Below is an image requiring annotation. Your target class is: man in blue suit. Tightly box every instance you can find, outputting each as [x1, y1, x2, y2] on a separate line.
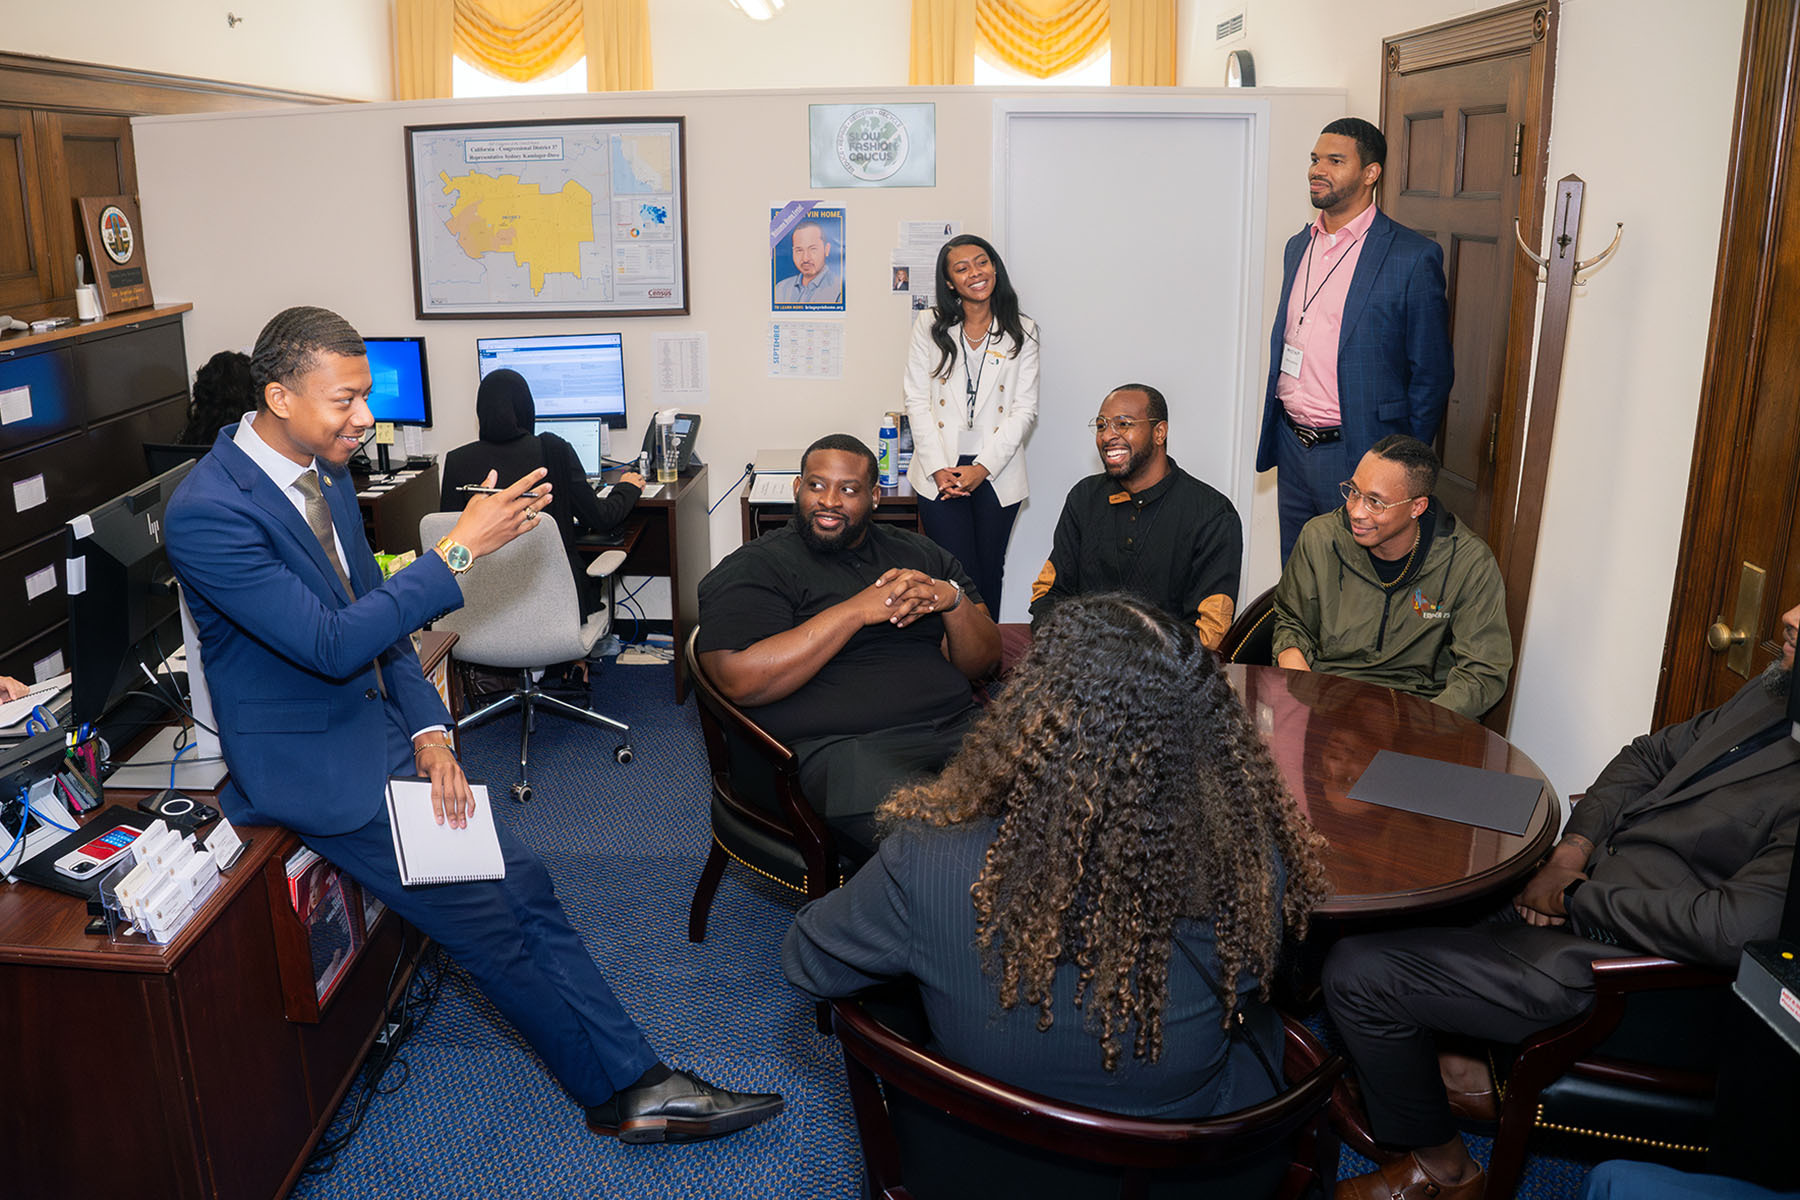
[1257, 117, 1454, 563]
[165, 307, 781, 1147]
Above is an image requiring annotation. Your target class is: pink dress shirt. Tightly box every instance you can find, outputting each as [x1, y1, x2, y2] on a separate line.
[1275, 202, 1380, 430]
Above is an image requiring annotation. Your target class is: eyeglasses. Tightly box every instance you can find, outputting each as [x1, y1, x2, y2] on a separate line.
[1087, 417, 1156, 434]
[1339, 480, 1420, 514]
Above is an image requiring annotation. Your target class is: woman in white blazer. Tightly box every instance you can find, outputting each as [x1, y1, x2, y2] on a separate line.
[902, 235, 1040, 616]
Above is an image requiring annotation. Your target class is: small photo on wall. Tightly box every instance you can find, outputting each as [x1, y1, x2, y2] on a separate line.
[772, 206, 845, 312]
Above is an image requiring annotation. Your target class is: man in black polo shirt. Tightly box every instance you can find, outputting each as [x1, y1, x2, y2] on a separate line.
[1028, 384, 1243, 648]
[697, 434, 1001, 861]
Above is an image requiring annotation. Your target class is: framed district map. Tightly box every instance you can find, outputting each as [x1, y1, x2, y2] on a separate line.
[404, 116, 689, 319]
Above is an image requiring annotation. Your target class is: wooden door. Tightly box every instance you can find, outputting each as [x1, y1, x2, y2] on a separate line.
[38, 111, 138, 301]
[1382, 3, 1554, 540]
[1657, 0, 1800, 724]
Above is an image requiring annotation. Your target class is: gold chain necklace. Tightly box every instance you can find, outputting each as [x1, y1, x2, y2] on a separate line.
[1382, 523, 1422, 590]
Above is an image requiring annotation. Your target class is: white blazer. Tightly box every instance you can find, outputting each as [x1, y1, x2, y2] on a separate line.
[902, 309, 1040, 506]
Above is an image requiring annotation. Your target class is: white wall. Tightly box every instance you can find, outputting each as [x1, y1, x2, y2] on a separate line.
[131, 84, 1337, 624]
[4, 0, 393, 101]
[649, 0, 912, 91]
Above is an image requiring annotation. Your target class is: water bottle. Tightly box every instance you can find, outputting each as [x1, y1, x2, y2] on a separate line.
[877, 413, 899, 487]
[656, 411, 680, 484]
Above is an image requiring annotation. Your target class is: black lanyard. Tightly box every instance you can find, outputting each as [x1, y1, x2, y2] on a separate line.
[962, 331, 988, 427]
[1298, 226, 1364, 324]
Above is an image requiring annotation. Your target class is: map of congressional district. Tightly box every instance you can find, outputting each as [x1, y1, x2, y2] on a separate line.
[439, 171, 593, 295]
[408, 121, 685, 314]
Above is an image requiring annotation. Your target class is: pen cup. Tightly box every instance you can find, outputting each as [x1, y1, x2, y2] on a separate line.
[75, 285, 100, 321]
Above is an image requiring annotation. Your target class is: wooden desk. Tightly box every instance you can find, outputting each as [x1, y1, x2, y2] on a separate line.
[353, 462, 440, 556]
[1230, 664, 1558, 918]
[0, 633, 457, 1198]
[0, 820, 424, 1200]
[739, 475, 922, 543]
[577, 464, 711, 703]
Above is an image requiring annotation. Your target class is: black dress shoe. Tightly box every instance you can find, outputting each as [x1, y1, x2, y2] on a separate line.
[586, 1069, 784, 1144]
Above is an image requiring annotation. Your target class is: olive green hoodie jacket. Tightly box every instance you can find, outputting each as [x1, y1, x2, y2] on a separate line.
[1270, 502, 1512, 718]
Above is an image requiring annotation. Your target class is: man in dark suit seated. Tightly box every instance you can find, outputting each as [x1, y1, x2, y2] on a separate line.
[1325, 600, 1800, 1200]
[696, 434, 1001, 862]
[165, 306, 781, 1149]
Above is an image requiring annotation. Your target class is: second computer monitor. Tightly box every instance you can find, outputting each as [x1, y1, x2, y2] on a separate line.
[363, 336, 434, 427]
[477, 332, 627, 428]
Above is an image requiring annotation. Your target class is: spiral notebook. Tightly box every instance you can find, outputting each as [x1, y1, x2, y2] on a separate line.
[385, 777, 505, 886]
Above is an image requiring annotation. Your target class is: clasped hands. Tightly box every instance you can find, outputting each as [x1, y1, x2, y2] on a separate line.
[1513, 837, 1591, 927]
[931, 463, 989, 499]
[852, 568, 958, 628]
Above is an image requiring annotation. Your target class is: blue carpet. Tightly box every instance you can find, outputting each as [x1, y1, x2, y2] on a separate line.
[289, 658, 1600, 1199]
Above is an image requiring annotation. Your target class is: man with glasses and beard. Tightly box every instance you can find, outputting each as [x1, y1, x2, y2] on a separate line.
[1325, 603, 1800, 1200]
[697, 434, 1000, 862]
[1028, 384, 1243, 649]
[1271, 434, 1511, 719]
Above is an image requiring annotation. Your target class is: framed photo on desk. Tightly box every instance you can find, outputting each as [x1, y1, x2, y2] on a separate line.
[404, 116, 690, 319]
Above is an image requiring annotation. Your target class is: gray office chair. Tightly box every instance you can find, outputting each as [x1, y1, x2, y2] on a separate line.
[420, 512, 633, 802]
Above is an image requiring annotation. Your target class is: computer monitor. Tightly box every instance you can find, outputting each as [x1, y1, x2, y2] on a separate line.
[364, 336, 434, 427]
[65, 460, 225, 789]
[538, 419, 604, 477]
[476, 333, 628, 428]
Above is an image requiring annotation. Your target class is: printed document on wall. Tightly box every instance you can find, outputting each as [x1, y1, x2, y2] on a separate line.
[652, 333, 709, 404]
[768, 322, 844, 380]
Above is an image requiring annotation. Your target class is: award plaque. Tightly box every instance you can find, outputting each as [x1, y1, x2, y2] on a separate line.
[78, 196, 155, 315]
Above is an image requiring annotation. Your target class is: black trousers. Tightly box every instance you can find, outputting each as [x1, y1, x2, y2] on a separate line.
[1322, 921, 1597, 1147]
[916, 456, 1020, 620]
[791, 709, 975, 863]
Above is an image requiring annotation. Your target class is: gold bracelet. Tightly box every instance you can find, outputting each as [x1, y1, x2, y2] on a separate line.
[415, 740, 456, 761]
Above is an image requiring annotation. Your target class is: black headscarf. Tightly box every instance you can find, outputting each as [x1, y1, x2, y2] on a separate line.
[476, 368, 535, 442]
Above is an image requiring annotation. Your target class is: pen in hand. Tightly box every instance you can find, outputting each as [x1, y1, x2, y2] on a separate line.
[458, 484, 543, 498]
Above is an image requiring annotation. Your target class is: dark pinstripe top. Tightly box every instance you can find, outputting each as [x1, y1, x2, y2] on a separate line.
[783, 819, 1284, 1118]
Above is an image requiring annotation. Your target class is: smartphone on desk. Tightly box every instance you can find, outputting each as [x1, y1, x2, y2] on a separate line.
[54, 825, 143, 880]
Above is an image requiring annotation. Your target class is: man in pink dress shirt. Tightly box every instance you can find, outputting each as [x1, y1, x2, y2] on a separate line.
[1256, 117, 1454, 563]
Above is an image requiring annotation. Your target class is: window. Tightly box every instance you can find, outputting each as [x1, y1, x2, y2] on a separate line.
[973, 48, 1112, 87]
[452, 55, 588, 97]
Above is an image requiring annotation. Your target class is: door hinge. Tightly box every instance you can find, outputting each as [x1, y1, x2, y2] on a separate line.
[1512, 123, 1524, 177]
[1487, 413, 1500, 465]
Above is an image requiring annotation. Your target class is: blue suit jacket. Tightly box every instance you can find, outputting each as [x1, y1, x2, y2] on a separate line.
[1256, 209, 1453, 472]
[165, 426, 465, 836]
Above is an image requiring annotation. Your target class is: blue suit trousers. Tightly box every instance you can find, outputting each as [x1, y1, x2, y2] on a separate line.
[300, 712, 659, 1108]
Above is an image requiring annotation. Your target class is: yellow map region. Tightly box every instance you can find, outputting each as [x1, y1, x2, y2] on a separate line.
[439, 171, 594, 295]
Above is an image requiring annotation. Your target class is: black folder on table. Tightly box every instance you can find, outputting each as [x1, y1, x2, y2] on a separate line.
[1347, 751, 1546, 836]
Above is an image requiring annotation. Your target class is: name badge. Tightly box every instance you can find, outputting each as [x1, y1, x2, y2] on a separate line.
[1280, 342, 1304, 378]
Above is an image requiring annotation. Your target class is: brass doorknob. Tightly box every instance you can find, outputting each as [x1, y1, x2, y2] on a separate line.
[1707, 621, 1747, 651]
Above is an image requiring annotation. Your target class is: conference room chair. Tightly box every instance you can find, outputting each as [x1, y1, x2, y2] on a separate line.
[1219, 586, 1279, 665]
[832, 995, 1345, 1200]
[1479, 952, 1730, 1200]
[684, 627, 849, 944]
[419, 512, 633, 803]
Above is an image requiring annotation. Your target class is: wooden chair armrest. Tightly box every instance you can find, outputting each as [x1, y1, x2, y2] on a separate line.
[1590, 955, 1731, 994]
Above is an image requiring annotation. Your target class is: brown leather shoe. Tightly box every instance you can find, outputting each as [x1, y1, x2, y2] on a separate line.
[1444, 1083, 1498, 1123]
[1437, 1053, 1498, 1123]
[1334, 1155, 1486, 1200]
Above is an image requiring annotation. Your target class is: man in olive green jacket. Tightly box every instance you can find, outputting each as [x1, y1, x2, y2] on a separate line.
[1270, 435, 1511, 719]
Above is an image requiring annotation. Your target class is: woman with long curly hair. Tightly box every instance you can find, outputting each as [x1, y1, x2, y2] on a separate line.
[783, 592, 1329, 1117]
[901, 234, 1039, 617]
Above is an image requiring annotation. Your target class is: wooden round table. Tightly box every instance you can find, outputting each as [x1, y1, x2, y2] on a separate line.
[1228, 664, 1559, 918]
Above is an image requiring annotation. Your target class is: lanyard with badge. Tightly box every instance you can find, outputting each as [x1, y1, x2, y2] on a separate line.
[959, 328, 991, 456]
[1279, 227, 1364, 379]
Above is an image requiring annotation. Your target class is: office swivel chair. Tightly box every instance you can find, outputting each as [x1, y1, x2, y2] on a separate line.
[420, 512, 633, 802]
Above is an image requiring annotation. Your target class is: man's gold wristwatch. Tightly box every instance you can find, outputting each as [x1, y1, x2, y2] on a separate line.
[434, 535, 473, 574]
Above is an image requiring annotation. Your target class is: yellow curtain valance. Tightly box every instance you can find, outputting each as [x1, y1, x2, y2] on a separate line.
[453, 0, 586, 83]
[975, 0, 1108, 79]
